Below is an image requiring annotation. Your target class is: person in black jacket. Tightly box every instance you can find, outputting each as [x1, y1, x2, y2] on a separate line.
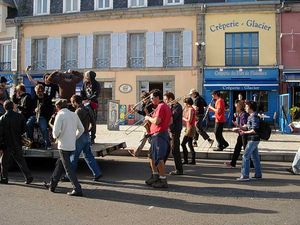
[0, 100, 33, 184]
[81, 71, 100, 144]
[12, 84, 34, 120]
[26, 84, 53, 149]
[164, 92, 183, 175]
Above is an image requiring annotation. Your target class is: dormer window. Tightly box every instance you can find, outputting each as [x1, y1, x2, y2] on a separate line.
[95, 0, 113, 10]
[163, 0, 184, 6]
[63, 0, 80, 13]
[128, 0, 147, 8]
[33, 0, 50, 16]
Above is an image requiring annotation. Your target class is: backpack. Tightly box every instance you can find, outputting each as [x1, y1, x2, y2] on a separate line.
[257, 119, 271, 141]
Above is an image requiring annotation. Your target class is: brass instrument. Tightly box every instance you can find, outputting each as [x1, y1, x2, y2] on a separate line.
[124, 95, 188, 135]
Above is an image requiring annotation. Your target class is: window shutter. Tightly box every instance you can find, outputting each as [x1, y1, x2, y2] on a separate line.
[183, 30, 192, 67]
[146, 32, 155, 67]
[111, 33, 119, 67]
[78, 35, 86, 69]
[25, 38, 31, 69]
[154, 32, 163, 67]
[85, 34, 94, 68]
[11, 39, 18, 72]
[47, 37, 62, 70]
[118, 33, 127, 68]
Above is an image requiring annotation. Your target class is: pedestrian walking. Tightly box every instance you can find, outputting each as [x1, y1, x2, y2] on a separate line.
[163, 92, 183, 175]
[208, 91, 229, 151]
[44, 99, 84, 196]
[0, 100, 33, 185]
[236, 101, 262, 181]
[189, 89, 214, 148]
[181, 97, 197, 165]
[70, 95, 102, 181]
[144, 89, 172, 188]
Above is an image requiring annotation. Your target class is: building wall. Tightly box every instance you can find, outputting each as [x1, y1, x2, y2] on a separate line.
[281, 12, 300, 69]
[205, 12, 277, 66]
[21, 15, 198, 105]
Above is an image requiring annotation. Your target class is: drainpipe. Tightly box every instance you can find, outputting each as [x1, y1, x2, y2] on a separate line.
[13, 17, 22, 85]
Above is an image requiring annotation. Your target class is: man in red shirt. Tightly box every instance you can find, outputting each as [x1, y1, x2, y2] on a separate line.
[208, 91, 229, 151]
[144, 89, 172, 188]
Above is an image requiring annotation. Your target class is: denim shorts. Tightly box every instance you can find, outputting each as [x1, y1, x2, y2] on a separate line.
[149, 131, 170, 166]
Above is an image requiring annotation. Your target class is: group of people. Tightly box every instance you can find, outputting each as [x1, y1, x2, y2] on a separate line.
[130, 88, 265, 188]
[0, 69, 102, 196]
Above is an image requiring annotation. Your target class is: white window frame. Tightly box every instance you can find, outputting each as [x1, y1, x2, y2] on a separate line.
[0, 40, 12, 71]
[63, 0, 81, 13]
[94, 0, 113, 10]
[163, 0, 184, 6]
[128, 0, 147, 8]
[33, 0, 50, 16]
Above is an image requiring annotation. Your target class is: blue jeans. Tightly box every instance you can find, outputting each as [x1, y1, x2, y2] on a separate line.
[241, 140, 262, 178]
[26, 116, 51, 146]
[292, 148, 300, 174]
[70, 132, 101, 177]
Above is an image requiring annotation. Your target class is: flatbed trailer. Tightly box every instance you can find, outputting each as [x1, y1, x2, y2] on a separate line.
[22, 142, 127, 158]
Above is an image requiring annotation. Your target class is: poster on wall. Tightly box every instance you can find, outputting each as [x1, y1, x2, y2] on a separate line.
[107, 100, 120, 131]
[119, 105, 127, 125]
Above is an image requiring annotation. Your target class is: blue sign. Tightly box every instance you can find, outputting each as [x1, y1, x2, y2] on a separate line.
[204, 68, 279, 91]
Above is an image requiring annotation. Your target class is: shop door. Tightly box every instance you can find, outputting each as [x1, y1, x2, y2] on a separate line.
[149, 82, 163, 93]
[279, 94, 291, 133]
[232, 91, 246, 113]
[98, 82, 113, 124]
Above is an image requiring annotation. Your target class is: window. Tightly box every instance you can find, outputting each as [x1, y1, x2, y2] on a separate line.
[165, 32, 182, 67]
[32, 39, 47, 71]
[34, 0, 50, 15]
[128, 0, 147, 8]
[252, 91, 268, 112]
[0, 43, 11, 71]
[95, 35, 111, 69]
[63, 0, 80, 13]
[225, 32, 259, 66]
[95, 0, 113, 10]
[164, 0, 184, 5]
[129, 33, 145, 68]
[62, 37, 78, 70]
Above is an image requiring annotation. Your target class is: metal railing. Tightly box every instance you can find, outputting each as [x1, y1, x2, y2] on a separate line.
[129, 57, 144, 68]
[95, 58, 110, 69]
[61, 59, 78, 70]
[32, 60, 47, 71]
[164, 56, 181, 67]
[0, 62, 11, 71]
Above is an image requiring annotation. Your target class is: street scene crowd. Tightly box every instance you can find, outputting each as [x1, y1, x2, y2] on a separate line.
[0, 70, 299, 197]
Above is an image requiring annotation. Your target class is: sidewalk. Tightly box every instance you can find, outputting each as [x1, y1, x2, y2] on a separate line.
[95, 125, 299, 162]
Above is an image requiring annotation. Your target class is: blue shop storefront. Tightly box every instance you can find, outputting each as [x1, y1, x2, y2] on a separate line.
[282, 70, 300, 107]
[203, 67, 279, 124]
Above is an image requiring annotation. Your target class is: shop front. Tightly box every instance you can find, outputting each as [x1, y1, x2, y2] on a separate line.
[203, 68, 279, 123]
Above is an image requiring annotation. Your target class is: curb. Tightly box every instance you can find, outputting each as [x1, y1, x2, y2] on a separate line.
[110, 149, 296, 162]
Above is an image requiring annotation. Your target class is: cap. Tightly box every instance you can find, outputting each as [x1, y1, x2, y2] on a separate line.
[189, 88, 197, 95]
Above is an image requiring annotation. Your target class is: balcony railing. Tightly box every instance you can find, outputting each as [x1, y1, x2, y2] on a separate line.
[164, 56, 181, 68]
[33, 60, 47, 71]
[129, 57, 144, 68]
[61, 59, 78, 70]
[95, 58, 110, 69]
[0, 62, 11, 71]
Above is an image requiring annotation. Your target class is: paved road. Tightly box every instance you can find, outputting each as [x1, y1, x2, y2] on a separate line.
[0, 156, 299, 225]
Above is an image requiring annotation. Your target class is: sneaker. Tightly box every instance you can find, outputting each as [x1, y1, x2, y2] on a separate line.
[169, 170, 183, 175]
[43, 181, 55, 192]
[93, 174, 103, 181]
[182, 161, 188, 165]
[0, 177, 8, 184]
[236, 176, 250, 181]
[192, 141, 198, 147]
[252, 175, 262, 179]
[213, 148, 223, 152]
[145, 174, 159, 186]
[188, 161, 196, 165]
[224, 162, 235, 168]
[152, 178, 168, 188]
[25, 177, 33, 184]
[208, 139, 214, 148]
[286, 167, 296, 175]
[222, 143, 229, 150]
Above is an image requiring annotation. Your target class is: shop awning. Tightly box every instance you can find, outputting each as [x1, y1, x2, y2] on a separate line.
[204, 82, 278, 91]
[283, 70, 300, 82]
